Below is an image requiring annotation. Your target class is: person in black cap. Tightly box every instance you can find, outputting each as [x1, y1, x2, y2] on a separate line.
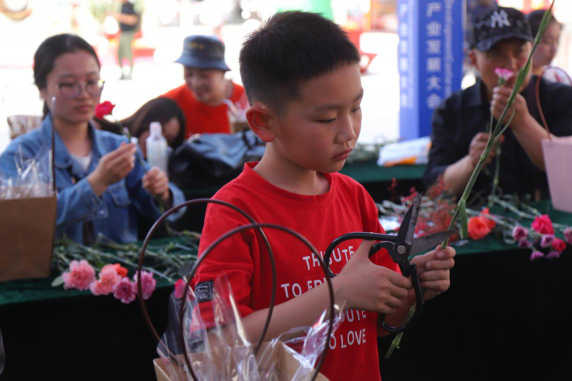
[425, 7, 572, 201]
[161, 35, 246, 138]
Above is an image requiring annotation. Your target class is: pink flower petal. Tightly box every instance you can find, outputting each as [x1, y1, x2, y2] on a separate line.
[530, 251, 544, 261]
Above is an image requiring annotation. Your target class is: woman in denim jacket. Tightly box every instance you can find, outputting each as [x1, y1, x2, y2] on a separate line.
[0, 34, 185, 244]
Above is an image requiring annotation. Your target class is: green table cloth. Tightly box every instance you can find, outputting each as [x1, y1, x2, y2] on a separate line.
[2, 202, 571, 381]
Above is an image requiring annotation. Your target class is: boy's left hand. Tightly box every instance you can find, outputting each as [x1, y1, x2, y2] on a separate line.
[409, 245, 456, 301]
[143, 167, 171, 204]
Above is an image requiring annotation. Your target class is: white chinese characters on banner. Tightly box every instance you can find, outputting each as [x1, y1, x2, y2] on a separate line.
[427, 57, 441, 72]
[426, 21, 442, 37]
[427, 76, 442, 91]
[398, 0, 463, 139]
[426, 40, 442, 54]
[426, 93, 442, 109]
[426, 2, 442, 17]
[425, 3, 444, 110]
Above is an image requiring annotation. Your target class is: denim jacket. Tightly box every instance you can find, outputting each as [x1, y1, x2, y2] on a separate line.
[0, 117, 185, 243]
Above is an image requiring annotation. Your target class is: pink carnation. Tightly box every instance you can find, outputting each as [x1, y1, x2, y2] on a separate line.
[564, 227, 572, 244]
[540, 234, 555, 248]
[62, 260, 95, 291]
[530, 251, 544, 261]
[512, 225, 528, 242]
[531, 215, 554, 235]
[518, 240, 531, 248]
[134, 271, 156, 301]
[495, 68, 514, 84]
[546, 251, 561, 260]
[90, 266, 122, 296]
[114, 277, 137, 304]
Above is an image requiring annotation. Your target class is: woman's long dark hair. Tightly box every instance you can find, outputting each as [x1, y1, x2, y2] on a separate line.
[96, 97, 186, 149]
[34, 34, 100, 117]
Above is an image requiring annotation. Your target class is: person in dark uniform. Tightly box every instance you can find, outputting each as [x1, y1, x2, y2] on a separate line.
[425, 7, 572, 201]
[112, 0, 139, 80]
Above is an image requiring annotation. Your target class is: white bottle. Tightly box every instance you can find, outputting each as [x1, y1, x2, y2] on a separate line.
[146, 122, 168, 173]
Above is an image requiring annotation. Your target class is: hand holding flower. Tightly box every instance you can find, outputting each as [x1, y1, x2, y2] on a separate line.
[410, 246, 455, 302]
[143, 167, 171, 206]
[88, 143, 136, 196]
[491, 86, 533, 130]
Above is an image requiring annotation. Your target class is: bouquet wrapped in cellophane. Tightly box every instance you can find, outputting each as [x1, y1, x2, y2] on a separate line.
[154, 274, 341, 381]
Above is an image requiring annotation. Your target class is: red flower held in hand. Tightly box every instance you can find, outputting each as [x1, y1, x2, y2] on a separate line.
[95, 101, 116, 119]
[468, 216, 492, 240]
[531, 215, 554, 235]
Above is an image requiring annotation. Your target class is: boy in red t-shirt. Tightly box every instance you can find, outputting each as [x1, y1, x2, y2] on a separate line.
[193, 12, 455, 380]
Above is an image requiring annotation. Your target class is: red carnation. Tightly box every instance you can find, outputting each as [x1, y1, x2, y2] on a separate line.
[468, 216, 492, 240]
[551, 238, 567, 253]
[94, 101, 116, 119]
[480, 208, 496, 229]
[531, 215, 554, 235]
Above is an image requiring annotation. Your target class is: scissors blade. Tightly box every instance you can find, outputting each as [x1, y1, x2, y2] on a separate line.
[409, 229, 457, 256]
[396, 197, 415, 244]
[399, 193, 422, 246]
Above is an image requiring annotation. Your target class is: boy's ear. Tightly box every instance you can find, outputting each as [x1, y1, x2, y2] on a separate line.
[246, 104, 276, 143]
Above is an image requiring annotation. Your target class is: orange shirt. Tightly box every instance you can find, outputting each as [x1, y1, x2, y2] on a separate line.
[161, 83, 245, 139]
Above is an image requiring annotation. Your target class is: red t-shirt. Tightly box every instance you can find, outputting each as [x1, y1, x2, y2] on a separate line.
[193, 162, 399, 380]
[161, 83, 246, 138]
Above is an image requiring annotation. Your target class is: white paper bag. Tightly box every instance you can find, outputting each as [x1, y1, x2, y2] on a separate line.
[541, 137, 572, 213]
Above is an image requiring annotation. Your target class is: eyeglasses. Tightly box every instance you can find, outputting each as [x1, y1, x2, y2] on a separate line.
[55, 79, 105, 99]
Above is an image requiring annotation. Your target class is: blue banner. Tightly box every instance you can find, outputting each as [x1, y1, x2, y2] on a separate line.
[398, 0, 464, 140]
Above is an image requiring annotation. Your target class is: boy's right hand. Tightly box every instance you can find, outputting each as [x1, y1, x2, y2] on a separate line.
[88, 143, 136, 196]
[335, 240, 412, 314]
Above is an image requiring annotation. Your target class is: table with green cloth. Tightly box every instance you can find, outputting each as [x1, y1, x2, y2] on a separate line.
[1, 202, 570, 380]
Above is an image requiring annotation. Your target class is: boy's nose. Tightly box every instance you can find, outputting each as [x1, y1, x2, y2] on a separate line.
[336, 116, 357, 143]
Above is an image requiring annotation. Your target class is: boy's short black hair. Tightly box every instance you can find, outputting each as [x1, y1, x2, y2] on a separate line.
[239, 11, 360, 113]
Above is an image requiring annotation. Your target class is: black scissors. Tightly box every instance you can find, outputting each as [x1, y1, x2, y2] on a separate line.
[323, 193, 456, 333]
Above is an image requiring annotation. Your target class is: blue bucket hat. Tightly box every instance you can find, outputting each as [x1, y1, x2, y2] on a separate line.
[175, 35, 230, 71]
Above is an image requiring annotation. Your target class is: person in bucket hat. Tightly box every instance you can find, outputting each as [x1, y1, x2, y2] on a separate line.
[425, 7, 572, 200]
[161, 35, 246, 138]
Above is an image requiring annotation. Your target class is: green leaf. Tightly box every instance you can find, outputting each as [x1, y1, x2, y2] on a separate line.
[51, 275, 64, 287]
[460, 201, 468, 240]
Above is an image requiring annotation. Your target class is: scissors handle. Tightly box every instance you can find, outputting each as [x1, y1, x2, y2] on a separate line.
[323, 232, 396, 278]
[378, 263, 424, 333]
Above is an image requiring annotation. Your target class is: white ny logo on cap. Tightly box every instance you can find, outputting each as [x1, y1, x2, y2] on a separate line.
[489, 10, 511, 29]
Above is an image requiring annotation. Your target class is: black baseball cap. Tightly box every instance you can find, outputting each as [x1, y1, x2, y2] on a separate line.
[175, 35, 230, 71]
[472, 7, 534, 52]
